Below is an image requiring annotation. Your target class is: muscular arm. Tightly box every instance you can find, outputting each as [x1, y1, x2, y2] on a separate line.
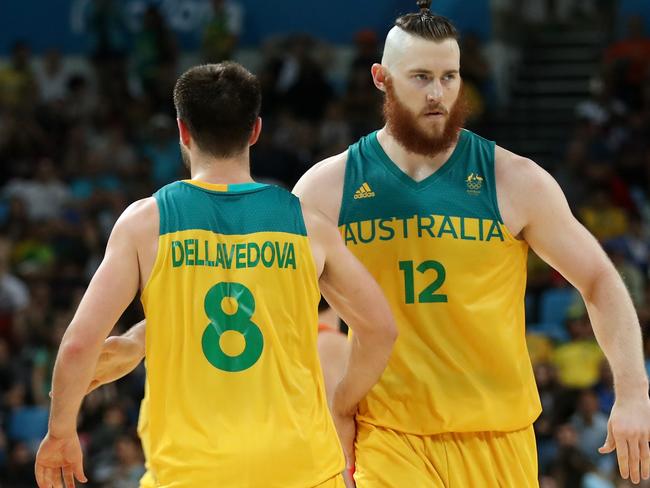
[501, 151, 650, 483]
[303, 206, 397, 415]
[509, 158, 647, 397]
[48, 201, 150, 437]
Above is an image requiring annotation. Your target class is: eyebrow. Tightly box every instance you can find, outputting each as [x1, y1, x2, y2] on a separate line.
[408, 69, 460, 75]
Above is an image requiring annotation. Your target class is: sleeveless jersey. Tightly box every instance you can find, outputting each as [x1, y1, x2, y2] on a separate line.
[339, 130, 541, 435]
[141, 180, 343, 487]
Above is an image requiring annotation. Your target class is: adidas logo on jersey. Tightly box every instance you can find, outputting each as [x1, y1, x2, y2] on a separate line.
[354, 182, 376, 199]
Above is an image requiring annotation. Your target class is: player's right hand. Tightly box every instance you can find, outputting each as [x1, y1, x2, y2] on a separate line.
[86, 334, 144, 394]
[35, 432, 87, 488]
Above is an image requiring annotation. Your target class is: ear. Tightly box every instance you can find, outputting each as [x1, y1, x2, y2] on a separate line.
[372, 64, 390, 92]
[177, 118, 191, 148]
[249, 117, 262, 147]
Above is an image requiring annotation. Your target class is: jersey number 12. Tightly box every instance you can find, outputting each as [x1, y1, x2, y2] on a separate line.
[399, 260, 448, 304]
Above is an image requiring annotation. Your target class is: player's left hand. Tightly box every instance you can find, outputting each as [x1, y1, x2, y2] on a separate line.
[35, 432, 87, 488]
[332, 410, 357, 470]
[87, 334, 144, 394]
[599, 395, 650, 484]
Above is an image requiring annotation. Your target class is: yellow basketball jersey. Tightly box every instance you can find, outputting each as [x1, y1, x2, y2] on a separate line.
[141, 180, 343, 487]
[339, 131, 541, 435]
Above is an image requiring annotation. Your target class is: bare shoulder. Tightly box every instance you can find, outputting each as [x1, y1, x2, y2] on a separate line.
[300, 201, 337, 242]
[293, 150, 348, 223]
[494, 146, 561, 206]
[495, 146, 550, 186]
[299, 201, 339, 278]
[495, 145, 571, 233]
[495, 146, 564, 235]
[113, 197, 159, 241]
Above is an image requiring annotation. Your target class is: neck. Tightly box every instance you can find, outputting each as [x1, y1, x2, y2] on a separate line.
[377, 126, 459, 182]
[190, 151, 255, 185]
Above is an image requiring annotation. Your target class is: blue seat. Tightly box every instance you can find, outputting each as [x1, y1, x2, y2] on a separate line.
[539, 288, 576, 328]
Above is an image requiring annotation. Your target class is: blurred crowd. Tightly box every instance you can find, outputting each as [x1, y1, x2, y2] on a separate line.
[0, 0, 648, 487]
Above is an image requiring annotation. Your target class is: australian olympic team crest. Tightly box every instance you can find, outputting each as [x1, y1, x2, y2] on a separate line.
[466, 173, 484, 195]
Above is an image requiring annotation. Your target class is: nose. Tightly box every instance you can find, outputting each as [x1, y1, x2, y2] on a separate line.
[427, 79, 443, 103]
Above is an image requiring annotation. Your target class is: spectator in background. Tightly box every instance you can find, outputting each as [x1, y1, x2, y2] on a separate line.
[1, 441, 35, 488]
[33, 49, 70, 105]
[141, 113, 181, 189]
[603, 239, 646, 307]
[553, 314, 605, 389]
[604, 15, 650, 107]
[0, 236, 29, 319]
[575, 76, 627, 128]
[86, 0, 130, 101]
[2, 158, 70, 222]
[547, 423, 594, 488]
[570, 389, 610, 470]
[250, 124, 302, 188]
[108, 435, 146, 488]
[534, 362, 564, 473]
[5, 382, 48, 453]
[349, 30, 380, 81]
[281, 35, 334, 122]
[609, 216, 649, 278]
[87, 404, 129, 484]
[345, 31, 383, 138]
[579, 186, 629, 241]
[460, 32, 491, 118]
[201, 0, 243, 63]
[0, 41, 37, 112]
[62, 75, 98, 125]
[133, 5, 177, 109]
[317, 100, 353, 157]
[261, 35, 334, 122]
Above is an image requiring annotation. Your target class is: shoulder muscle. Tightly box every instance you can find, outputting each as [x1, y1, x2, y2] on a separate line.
[293, 151, 347, 224]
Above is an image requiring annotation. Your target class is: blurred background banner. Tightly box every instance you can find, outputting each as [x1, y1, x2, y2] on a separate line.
[0, 0, 493, 54]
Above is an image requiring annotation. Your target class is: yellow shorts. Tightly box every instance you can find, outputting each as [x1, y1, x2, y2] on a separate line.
[354, 422, 538, 488]
[316, 474, 346, 487]
[140, 471, 344, 487]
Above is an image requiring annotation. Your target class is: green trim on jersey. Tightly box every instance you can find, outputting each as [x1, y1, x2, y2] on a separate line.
[339, 129, 502, 226]
[155, 181, 307, 236]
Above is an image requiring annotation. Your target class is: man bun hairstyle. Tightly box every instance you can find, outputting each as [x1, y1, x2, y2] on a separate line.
[396, 0, 459, 41]
[173, 62, 262, 158]
[416, 0, 432, 12]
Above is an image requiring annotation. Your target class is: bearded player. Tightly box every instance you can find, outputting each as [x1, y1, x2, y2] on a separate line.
[293, 1, 650, 486]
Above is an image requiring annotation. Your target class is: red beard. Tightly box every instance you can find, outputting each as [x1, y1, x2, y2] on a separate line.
[383, 78, 470, 157]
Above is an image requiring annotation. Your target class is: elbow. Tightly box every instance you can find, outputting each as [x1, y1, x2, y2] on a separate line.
[57, 337, 88, 364]
[378, 316, 399, 346]
[579, 260, 618, 304]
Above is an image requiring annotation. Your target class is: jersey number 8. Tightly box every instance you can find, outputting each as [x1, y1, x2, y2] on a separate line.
[201, 282, 264, 372]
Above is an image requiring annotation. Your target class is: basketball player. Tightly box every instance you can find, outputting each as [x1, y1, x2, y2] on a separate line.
[293, 2, 650, 486]
[33, 62, 397, 488]
[84, 300, 353, 488]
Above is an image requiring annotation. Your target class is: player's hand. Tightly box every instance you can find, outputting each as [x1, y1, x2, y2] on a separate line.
[35, 432, 87, 488]
[332, 410, 357, 470]
[86, 334, 144, 394]
[599, 396, 650, 484]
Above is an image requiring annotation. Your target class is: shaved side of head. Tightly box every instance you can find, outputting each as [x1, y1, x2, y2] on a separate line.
[381, 26, 417, 70]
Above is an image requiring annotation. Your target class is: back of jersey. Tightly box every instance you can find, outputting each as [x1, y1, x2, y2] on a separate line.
[140, 180, 343, 488]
